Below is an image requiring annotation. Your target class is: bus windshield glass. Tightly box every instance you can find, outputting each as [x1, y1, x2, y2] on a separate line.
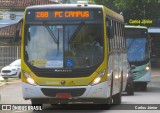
[126, 28, 149, 62]
[126, 38, 148, 62]
[25, 23, 103, 69]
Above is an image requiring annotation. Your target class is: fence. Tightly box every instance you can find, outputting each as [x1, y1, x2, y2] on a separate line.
[0, 46, 20, 70]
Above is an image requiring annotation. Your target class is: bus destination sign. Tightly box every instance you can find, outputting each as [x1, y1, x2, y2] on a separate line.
[35, 11, 91, 20]
[35, 11, 90, 18]
[26, 10, 96, 21]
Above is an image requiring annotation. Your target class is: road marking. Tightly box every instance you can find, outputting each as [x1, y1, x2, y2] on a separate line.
[152, 75, 160, 77]
[15, 111, 26, 113]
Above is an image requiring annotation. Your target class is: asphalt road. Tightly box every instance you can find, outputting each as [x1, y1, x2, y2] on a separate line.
[0, 68, 160, 113]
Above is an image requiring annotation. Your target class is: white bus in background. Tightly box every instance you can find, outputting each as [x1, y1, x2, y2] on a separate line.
[148, 27, 160, 66]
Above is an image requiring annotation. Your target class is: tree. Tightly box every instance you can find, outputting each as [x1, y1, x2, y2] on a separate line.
[93, 0, 108, 5]
[94, 0, 119, 12]
[93, 0, 160, 27]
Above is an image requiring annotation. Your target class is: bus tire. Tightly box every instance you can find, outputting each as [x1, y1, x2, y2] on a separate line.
[113, 72, 123, 104]
[113, 92, 122, 104]
[18, 72, 21, 79]
[31, 99, 43, 110]
[110, 73, 114, 104]
[127, 83, 134, 95]
[141, 83, 147, 91]
[99, 98, 111, 109]
[112, 88, 122, 104]
[127, 86, 134, 95]
[127, 89, 134, 95]
[101, 104, 110, 110]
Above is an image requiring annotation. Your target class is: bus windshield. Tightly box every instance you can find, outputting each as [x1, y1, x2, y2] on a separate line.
[25, 23, 103, 69]
[126, 38, 148, 62]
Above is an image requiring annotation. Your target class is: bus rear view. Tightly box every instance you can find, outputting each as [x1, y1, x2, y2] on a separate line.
[125, 25, 151, 91]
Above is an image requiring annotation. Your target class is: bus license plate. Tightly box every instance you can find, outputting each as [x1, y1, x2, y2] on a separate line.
[56, 93, 71, 99]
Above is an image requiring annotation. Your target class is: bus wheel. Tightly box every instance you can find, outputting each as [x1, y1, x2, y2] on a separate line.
[101, 104, 110, 110]
[127, 83, 134, 95]
[113, 72, 123, 104]
[31, 99, 43, 110]
[141, 83, 147, 91]
[113, 92, 122, 104]
[18, 72, 21, 79]
[127, 89, 134, 95]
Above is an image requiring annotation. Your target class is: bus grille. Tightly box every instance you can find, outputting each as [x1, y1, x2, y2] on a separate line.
[41, 88, 86, 97]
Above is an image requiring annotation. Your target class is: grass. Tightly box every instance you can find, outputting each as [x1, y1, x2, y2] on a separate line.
[0, 80, 5, 82]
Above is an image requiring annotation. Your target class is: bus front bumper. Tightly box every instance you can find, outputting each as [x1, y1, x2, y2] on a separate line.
[133, 71, 151, 82]
[22, 81, 110, 103]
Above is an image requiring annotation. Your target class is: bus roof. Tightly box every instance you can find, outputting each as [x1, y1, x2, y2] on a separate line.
[104, 7, 123, 22]
[125, 25, 147, 29]
[26, 4, 104, 10]
[25, 4, 123, 22]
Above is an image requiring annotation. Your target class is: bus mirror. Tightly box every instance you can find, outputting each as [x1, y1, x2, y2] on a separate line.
[131, 65, 136, 69]
[14, 30, 19, 42]
[85, 57, 90, 67]
[14, 18, 23, 42]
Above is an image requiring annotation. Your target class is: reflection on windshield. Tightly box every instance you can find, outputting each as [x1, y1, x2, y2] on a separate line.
[25, 24, 103, 69]
[126, 38, 148, 62]
[26, 26, 63, 68]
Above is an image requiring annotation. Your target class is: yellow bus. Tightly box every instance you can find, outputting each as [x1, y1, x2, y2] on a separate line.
[21, 3, 128, 106]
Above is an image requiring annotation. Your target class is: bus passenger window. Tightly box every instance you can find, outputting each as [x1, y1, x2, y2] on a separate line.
[106, 18, 114, 39]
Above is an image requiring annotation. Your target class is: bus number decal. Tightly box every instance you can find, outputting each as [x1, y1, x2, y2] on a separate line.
[36, 12, 49, 18]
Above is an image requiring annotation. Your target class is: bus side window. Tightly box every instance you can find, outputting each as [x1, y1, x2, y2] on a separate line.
[106, 18, 114, 39]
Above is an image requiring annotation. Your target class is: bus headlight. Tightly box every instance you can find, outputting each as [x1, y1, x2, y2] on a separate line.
[91, 70, 106, 85]
[92, 77, 102, 85]
[27, 77, 36, 85]
[23, 71, 37, 86]
[145, 66, 150, 71]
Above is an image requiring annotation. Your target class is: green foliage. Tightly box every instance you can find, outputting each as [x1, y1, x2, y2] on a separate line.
[93, 0, 119, 12]
[93, 0, 108, 5]
[93, 0, 160, 26]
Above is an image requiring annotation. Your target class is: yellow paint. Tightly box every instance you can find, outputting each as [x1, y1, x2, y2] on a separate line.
[129, 19, 153, 25]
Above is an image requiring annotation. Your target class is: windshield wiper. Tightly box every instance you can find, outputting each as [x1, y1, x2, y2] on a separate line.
[43, 22, 60, 56]
[43, 22, 58, 44]
[68, 21, 85, 43]
[57, 28, 60, 56]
